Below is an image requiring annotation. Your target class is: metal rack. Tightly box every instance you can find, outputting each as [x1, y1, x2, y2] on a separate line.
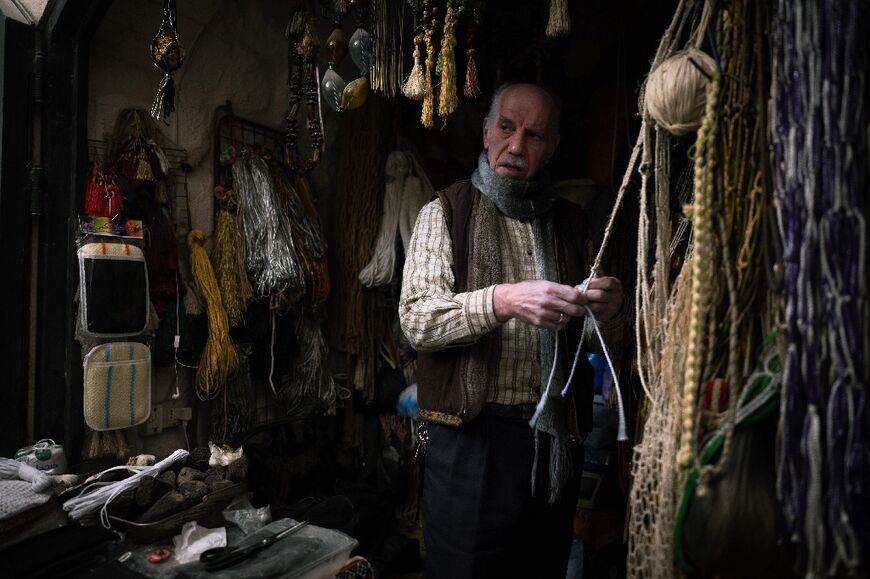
[212, 101, 284, 188]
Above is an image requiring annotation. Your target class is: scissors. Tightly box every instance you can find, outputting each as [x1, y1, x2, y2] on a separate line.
[199, 521, 308, 571]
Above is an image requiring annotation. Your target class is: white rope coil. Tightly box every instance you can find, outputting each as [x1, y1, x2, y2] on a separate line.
[62, 449, 189, 527]
[644, 48, 717, 136]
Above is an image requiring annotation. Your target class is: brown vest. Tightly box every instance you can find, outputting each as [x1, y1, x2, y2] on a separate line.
[416, 180, 594, 437]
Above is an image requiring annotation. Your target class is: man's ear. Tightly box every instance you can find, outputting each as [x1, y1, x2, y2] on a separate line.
[482, 118, 490, 150]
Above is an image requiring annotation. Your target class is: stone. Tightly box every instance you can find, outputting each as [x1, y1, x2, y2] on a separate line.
[178, 480, 208, 504]
[105, 489, 135, 520]
[158, 470, 177, 489]
[207, 478, 235, 494]
[188, 446, 211, 471]
[138, 491, 185, 523]
[135, 476, 173, 509]
[177, 467, 205, 486]
[225, 457, 248, 482]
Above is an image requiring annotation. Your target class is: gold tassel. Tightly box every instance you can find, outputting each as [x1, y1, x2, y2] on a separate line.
[403, 36, 425, 101]
[545, 0, 571, 39]
[437, 4, 459, 120]
[187, 229, 240, 401]
[215, 190, 250, 327]
[136, 151, 155, 182]
[421, 3, 437, 129]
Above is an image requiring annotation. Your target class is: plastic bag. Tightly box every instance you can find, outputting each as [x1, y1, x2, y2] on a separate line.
[222, 493, 271, 535]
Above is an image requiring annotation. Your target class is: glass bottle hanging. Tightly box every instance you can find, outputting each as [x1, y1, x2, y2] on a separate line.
[321, 67, 347, 112]
[349, 27, 373, 76]
[326, 23, 348, 66]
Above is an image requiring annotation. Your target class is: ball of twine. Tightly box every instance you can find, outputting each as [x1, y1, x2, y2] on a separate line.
[644, 48, 717, 136]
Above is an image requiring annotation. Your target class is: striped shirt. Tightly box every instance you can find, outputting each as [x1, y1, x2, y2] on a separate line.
[399, 199, 543, 405]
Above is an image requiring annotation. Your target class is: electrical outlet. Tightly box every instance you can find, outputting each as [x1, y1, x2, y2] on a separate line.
[140, 403, 192, 435]
[141, 404, 164, 436]
[168, 407, 192, 422]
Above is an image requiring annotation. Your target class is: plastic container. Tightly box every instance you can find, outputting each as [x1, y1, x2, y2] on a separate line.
[168, 518, 358, 578]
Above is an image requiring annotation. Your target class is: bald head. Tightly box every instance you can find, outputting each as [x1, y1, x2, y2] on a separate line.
[483, 84, 561, 181]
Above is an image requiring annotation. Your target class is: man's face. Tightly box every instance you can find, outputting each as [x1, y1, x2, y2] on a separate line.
[483, 85, 560, 182]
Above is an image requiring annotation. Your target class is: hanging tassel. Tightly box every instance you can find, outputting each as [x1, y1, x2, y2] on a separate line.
[150, 0, 184, 123]
[136, 151, 155, 182]
[463, 20, 482, 99]
[215, 189, 251, 327]
[84, 167, 123, 218]
[187, 229, 240, 401]
[403, 36, 425, 101]
[437, 3, 459, 120]
[545, 0, 571, 39]
[421, 2, 437, 129]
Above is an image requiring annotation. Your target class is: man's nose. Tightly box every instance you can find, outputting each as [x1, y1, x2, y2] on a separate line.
[508, 132, 525, 154]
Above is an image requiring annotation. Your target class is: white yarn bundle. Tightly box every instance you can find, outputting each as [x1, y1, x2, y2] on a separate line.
[0, 458, 52, 493]
[359, 151, 433, 287]
[644, 48, 717, 136]
[63, 449, 188, 526]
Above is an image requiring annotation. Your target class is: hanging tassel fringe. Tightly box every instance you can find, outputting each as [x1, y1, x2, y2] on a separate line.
[545, 0, 571, 39]
[403, 39, 425, 101]
[187, 229, 239, 401]
[421, 3, 437, 128]
[463, 21, 481, 100]
[215, 190, 251, 327]
[437, 4, 459, 119]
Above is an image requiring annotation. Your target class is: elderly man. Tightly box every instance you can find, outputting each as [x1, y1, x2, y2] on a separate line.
[399, 83, 624, 578]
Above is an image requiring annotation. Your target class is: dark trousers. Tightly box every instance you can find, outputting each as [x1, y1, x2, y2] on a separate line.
[423, 403, 583, 579]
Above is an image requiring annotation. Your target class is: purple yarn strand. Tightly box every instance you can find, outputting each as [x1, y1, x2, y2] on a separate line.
[775, 0, 869, 574]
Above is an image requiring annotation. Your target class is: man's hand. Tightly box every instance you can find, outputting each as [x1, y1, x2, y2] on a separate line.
[492, 277, 624, 330]
[493, 280, 591, 330]
[578, 276, 624, 322]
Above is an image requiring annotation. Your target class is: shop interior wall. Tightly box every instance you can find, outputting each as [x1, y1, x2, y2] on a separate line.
[84, 0, 674, 458]
[87, 0, 349, 457]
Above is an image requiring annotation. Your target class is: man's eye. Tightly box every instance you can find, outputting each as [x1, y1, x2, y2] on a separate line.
[500, 125, 511, 133]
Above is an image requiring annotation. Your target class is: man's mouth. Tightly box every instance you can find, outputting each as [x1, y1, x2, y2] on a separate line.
[497, 160, 526, 175]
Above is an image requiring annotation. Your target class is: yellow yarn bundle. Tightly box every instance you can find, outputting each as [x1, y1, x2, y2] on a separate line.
[545, 0, 571, 38]
[215, 189, 251, 327]
[421, 2, 437, 129]
[645, 48, 717, 136]
[187, 229, 239, 401]
[437, 4, 459, 120]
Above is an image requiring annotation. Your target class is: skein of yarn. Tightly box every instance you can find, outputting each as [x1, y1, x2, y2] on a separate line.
[644, 48, 717, 136]
[0, 458, 52, 492]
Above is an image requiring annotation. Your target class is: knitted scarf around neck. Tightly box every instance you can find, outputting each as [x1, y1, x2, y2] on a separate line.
[470, 153, 572, 504]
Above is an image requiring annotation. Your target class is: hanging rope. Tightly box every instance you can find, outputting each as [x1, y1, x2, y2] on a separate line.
[187, 229, 239, 401]
[420, 0, 437, 129]
[229, 148, 304, 299]
[437, 2, 460, 120]
[774, 0, 869, 575]
[149, 0, 184, 123]
[463, 19, 482, 99]
[370, 0, 405, 98]
[214, 188, 252, 327]
[403, 35, 425, 101]
[545, 0, 571, 39]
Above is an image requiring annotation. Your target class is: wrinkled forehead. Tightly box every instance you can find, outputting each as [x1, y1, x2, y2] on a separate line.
[494, 86, 559, 133]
